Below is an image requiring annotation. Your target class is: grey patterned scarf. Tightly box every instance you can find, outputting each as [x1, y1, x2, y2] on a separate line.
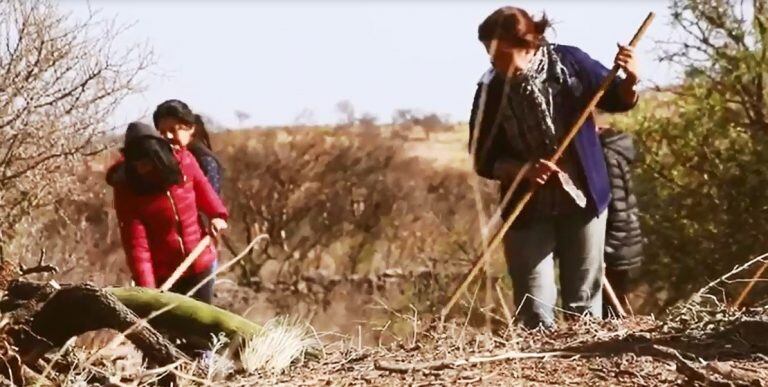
[498, 43, 570, 160]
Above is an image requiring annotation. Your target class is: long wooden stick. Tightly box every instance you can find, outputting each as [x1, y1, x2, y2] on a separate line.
[733, 259, 768, 308]
[602, 272, 627, 318]
[159, 235, 212, 291]
[441, 12, 655, 321]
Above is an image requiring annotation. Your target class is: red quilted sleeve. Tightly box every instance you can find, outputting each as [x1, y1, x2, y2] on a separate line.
[114, 188, 156, 287]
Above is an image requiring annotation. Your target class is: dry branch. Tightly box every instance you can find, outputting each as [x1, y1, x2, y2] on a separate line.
[0, 0, 153, 239]
[374, 350, 577, 374]
[0, 281, 188, 369]
[17, 249, 58, 277]
[684, 251, 768, 306]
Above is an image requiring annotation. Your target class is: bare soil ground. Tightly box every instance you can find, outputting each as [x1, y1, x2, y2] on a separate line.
[64, 303, 767, 386]
[243, 314, 768, 386]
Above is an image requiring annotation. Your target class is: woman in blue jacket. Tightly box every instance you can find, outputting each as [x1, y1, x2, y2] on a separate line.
[153, 100, 223, 195]
[469, 7, 640, 329]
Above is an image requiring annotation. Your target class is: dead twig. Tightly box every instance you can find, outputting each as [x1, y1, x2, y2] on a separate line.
[686, 251, 768, 306]
[34, 337, 75, 387]
[458, 281, 481, 350]
[19, 249, 58, 277]
[650, 345, 733, 387]
[159, 236, 212, 291]
[373, 350, 578, 374]
[603, 273, 627, 318]
[494, 279, 514, 328]
[733, 252, 768, 308]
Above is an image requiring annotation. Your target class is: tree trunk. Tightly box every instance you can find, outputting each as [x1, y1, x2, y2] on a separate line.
[22, 283, 189, 367]
[0, 280, 275, 385]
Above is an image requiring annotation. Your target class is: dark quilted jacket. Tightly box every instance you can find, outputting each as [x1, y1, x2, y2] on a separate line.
[600, 128, 643, 270]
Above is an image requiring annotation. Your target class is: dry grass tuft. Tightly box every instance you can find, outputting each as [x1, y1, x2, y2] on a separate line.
[240, 316, 319, 374]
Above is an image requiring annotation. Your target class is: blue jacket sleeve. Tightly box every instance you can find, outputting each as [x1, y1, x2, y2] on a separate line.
[564, 45, 637, 113]
[198, 154, 222, 196]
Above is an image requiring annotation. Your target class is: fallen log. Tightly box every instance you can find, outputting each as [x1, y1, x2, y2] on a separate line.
[107, 287, 263, 350]
[33, 285, 188, 364]
[108, 287, 323, 361]
[0, 280, 190, 376]
[0, 280, 267, 356]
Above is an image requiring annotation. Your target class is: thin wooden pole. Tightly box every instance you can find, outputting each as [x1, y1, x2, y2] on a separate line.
[733, 259, 768, 308]
[160, 235, 212, 291]
[602, 271, 627, 318]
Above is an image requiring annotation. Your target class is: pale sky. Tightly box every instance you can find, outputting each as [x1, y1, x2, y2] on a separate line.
[60, 1, 678, 129]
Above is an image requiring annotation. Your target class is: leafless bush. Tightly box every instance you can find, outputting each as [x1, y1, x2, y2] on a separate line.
[335, 100, 356, 129]
[0, 0, 152, 256]
[357, 113, 378, 132]
[392, 109, 452, 140]
[216, 127, 495, 314]
[333, 100, 380, 132]
[235, 110, 251, 127]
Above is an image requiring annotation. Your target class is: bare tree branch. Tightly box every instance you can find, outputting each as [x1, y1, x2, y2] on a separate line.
[0, 0, 154, 236]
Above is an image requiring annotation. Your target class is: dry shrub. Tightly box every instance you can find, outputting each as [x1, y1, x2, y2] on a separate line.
[0, 0, 151, 266]
[217, 127, 495, 315]
[8, 151, 130, 285]
[392, 109, 453, 140]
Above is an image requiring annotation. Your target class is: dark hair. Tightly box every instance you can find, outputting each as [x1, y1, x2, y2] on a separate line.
[152, 99, 196, 127]
[123, 137, 182, 195]
[188, 114, 222, 170]
[193, 114, 213, 151]
[478, 7, 550, 49]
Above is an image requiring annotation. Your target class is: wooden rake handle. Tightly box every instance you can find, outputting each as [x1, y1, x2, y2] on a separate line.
[440, 12, 655, 322]
[160, 235, 212, 292]
[733, 259, 768, 308]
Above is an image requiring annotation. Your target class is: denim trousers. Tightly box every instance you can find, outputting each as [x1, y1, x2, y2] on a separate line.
[503, 209, 607, 329]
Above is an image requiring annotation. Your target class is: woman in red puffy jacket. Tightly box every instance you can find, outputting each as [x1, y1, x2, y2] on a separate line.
[107, 121, 228, 303]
